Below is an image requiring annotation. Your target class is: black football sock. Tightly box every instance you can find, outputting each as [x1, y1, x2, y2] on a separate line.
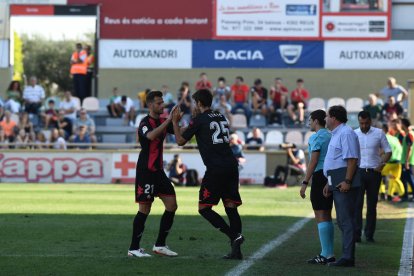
[225, 207, 242, 235]
[199, 208, 236, 240]
[155, 210, 175, 247]
[129, 211, 148, 250]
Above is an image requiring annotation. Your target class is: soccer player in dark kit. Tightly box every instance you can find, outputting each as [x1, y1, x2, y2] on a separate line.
[128, 91, 178, 258]
[171, 89, 244, 259]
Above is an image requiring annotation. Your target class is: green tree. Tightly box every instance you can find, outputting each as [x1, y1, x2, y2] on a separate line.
[21, 34, 93, 96]
[13, 32, 24, 81]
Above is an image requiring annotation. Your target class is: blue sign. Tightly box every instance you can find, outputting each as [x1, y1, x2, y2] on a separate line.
[286, 5, 317, 16]
[192, 40, 323, 68]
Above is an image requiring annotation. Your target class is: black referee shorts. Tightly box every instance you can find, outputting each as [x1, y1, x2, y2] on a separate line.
[310, 170, 333, 211]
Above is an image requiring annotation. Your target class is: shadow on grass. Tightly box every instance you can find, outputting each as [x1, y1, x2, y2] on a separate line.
[0, 213, 406, 276]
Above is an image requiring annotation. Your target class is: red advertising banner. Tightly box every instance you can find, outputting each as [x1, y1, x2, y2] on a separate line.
[69, 0, 212, 39]
[10, 5, 54, 15]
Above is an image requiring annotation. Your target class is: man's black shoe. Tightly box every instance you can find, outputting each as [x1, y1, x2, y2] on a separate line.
[307, 255, 336, 265]
[366, 237, 375, 242]
[328, 258, 355, 267]
[224, 234, 245, 260]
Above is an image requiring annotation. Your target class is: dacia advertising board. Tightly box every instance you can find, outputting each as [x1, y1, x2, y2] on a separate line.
[192, 40, 323, 68]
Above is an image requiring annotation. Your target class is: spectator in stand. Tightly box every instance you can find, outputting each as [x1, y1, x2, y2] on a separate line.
[230, 133, 246, 170]
[137, 88, 151, 109]
[195, 72, 213, 91]
[178, 82, 192, 117]
[231, 76, 251, 121]
[363, 94, 382, 125]
[0, 126, 9, 148]
[107, 87, 121, 117]
[59, 91, 77, 122]
[382, 96, 403, 123]
[23, 76, 45, 114]
[70, 43, 88, 102]
[73, 125, 91, 149]
[245, 127, 264, 151]
[0, 111, 17, 143]
[379, 77, 408, 105]
[50, 128, 67, 150]
[57, 110, 73, 140]
[41, 99, 59, 129]
[34, 131, 48, 149]
[113, 95, 136, 126]
[5, 80, 22, 114]
[85, 44, 95, 98]
[269, 78, 289, 125]
[161, 85, 175, 113]
[72, 108, 97, 143]
[18, 112, 34, 141]
[213, 76, 231, 105]
[287, 78, 309, 125]
[250, 78, 268, 116]
[15, 128, 31, 149]
[213, 94, 232, 125]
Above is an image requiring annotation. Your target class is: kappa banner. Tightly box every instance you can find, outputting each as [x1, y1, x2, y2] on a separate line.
[193, 40, 323, 68]
[324, 41, 414, 69]
[112, 152, 266, 184]
[215, 0, 319, 39]
[0, 152, 111, 183]
[99, 39, 192, 69]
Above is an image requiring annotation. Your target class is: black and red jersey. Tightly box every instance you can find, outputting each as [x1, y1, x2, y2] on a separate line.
[137, 115, 173, 171]
[182, 110, 238, 170]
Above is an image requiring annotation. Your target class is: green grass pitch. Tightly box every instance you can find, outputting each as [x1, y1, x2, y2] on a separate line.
[0, 184, 407, 275]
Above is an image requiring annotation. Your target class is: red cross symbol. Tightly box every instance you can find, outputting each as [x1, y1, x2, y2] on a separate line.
[115, 154, 135, 176]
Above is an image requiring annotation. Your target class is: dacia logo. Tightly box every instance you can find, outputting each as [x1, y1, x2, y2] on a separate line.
[214, 50, 264, 60]
[279, 45, 303, 65]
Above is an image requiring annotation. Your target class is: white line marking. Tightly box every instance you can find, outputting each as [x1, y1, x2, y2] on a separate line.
[398, 202, 414, 276]
[226, 214, 313, 276]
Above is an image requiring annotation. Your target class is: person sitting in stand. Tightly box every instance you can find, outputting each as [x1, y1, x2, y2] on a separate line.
[382, 96, 403, 123]
[73, 125, 91, 150]
[41, 99, 59, 129]
[250, 78, 268, 116]
[245, 127, 264, 151]
[287, 78, 309, 125]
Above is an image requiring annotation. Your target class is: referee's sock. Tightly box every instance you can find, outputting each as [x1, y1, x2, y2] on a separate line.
[155, 210, 175, 247]
[318, 221, 334, 258]
[129, 211, 148, 250]
[199, 207, 236, 240]
[225, 207, 242, 235]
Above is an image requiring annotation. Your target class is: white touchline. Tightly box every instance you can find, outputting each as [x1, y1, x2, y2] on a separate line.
[226, 214, 313, 276]
[398, 202, 414, 276]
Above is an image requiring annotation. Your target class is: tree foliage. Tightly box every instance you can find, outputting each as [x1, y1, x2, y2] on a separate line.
[21, 34, 93, 95]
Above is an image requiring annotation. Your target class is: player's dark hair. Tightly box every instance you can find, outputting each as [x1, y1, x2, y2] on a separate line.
[328, 105, 348, 123]
[146, 91, 163, 104]
[192, 89, 213, 108]
[358, 110, 371, 120]
[401, 118, 411, 128]
[310, 109, 326, 126]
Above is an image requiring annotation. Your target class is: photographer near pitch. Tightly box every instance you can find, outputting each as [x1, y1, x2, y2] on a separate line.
[273, 143, 307, 185]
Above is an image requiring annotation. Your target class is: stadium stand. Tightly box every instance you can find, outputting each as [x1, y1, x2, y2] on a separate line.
[82, 97, 100, 112]
[235, 130, 246, 143]
[303, 131, 313, 146]
[346, 97, 364, 112]
[285, 130, 303, 145]
[265, 130, 284, 147]
[326, 97, 346, 108]
[231, 114, 248, 129]
[307, 97, 326, 112]
[249, 114, 267, 128]
[72, 96, 82, 111]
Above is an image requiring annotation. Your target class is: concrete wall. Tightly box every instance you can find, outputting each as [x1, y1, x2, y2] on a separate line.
[0, 68, 11, 93]
[97, 68, 414, 101]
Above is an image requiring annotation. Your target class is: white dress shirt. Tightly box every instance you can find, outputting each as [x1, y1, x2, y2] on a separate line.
[354, 126, 391, 169]
[323, 123, 361, 177]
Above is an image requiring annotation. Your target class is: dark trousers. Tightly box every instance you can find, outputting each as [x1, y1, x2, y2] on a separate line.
[73, 74, 87, 103]
[401, 165, 414, 200]
[333, 188, 358, 260]
[86, 71, 93, 98]
[274, 164, 304, 183]
[355, 169, 382, 239]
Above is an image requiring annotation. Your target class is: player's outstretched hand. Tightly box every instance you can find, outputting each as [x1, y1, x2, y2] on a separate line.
[171, 106, 182, 123]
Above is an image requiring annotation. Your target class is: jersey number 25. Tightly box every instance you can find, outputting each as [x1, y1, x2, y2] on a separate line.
[210, 121, 230, 144]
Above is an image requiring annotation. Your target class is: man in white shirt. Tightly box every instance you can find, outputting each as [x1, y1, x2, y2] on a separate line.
[59, 91, 78, 122]
[323, 105, 360, 267]
[379, 77, 408, 105]
[23, 76, 45, 114]
[354, 111, 391, 243]
[114, 95, 136, 126]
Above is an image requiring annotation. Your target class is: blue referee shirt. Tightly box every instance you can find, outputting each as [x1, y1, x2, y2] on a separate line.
[308, 128, 331, 172]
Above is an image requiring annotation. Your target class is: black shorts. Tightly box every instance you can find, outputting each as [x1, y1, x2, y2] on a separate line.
[135, 169, 176, 204]
[199, 166, 242, 206]
[310, 170, 333, 211]
[291, 101, 307, 110]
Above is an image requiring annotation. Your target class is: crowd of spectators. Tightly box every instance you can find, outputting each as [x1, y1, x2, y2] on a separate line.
[0, 73, 410, 151]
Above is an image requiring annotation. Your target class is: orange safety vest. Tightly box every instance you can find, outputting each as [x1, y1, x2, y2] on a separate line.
[86, 53, 95, 72]
[70, 50, 88, 75]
